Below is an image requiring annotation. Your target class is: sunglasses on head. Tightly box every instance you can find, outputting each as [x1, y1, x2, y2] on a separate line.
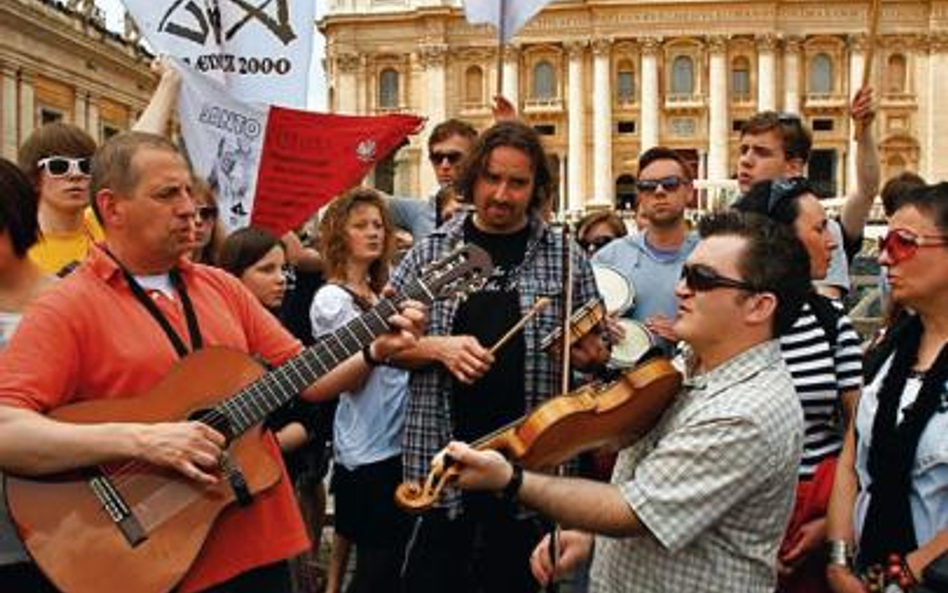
[765, 176, 809, 214]
[878, 228, 948, 264]
[196, 205, 219, 222]
[429, 151, 464, 166]
[38, 156, 91, 178]
[680, 263, 758, 293]
[636, 176, 685, 194]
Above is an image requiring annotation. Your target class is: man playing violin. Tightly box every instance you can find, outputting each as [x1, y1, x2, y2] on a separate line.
[390, 120, 603, 593]
[447, 211, 810, 592]
[0, 132, 425, 593]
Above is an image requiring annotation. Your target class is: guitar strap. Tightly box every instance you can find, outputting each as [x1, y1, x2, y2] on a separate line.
[109, 261, 203, 358]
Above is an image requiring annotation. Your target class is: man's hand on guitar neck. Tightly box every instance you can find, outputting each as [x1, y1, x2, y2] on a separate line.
[136, 421, 226, 485]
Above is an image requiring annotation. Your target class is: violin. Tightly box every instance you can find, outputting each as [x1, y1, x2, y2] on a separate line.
[393, 356, 682, 513]
[539, 299, 607, 355]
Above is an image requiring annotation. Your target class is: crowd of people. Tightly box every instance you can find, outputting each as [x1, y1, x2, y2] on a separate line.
[0, 58, 946, 593]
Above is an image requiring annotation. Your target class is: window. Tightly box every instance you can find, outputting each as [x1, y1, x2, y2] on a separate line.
[813, 118, 834, 132]
[732, 119, 747, 132]
[378, 68, 399, 109]
[809, 53, 833, 94]
[886, 54, 907, 94]
[617, 121, 636, 134]
[465, 66, 484, 104]
[39, 107, 64, 125]
[671, 56, 694, 95]
[809, 149, 837, 196]
[616, 59, 635, 102]
[374, 155, 395, 194]
[101, 123, 121, 141]
[731, 57, 751, 99]
[616, 174, 637, 210]
[534, 124, 556, 136]
[533, 60, 557, 99]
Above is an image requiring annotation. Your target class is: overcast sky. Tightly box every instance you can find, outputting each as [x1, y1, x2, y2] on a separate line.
[94, 0, 328, 109]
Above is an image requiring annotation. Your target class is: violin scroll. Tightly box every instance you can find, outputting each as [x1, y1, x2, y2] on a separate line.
[394, 452, 460, 514]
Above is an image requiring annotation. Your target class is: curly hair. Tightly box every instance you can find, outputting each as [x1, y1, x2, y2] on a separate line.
[318, 188, 395, 294]
[455, 121, 552, 215]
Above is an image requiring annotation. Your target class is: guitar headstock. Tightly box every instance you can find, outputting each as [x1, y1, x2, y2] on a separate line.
[410, 244, 493, 304]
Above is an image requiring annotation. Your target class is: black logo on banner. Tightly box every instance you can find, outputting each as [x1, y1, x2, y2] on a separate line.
[159, 0, 297, 46]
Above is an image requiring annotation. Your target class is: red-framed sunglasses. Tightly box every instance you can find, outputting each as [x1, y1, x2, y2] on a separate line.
[878, 228, 948, 264]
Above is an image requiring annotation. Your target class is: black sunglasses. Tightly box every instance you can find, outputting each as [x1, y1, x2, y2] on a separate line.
[196, 206, 219, 221]
[38, 156, 92, 178]
[429, 151, 464, 166]
[579, 236, 616, 252]
[636, 176, 685, 194]
[680, 263, 758, 293]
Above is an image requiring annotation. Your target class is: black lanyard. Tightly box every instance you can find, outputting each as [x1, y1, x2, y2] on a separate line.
[107, 251, 203, 359]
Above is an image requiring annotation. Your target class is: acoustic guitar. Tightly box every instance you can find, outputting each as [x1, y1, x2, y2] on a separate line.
[4, 244, 492, 593]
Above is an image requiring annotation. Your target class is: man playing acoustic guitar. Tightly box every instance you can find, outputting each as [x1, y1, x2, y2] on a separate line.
[0, 132, 425, 593]
[446, 211, 812, 592]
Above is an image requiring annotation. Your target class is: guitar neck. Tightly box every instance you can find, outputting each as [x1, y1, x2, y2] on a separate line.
[219, 296, 403, 436]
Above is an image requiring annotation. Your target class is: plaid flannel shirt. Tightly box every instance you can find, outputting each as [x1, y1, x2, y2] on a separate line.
[390, 211, 598, 516]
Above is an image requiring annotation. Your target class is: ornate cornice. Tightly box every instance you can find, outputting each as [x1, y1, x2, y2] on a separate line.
[565, 40, 587, 60]
[418, 44, 448, 68]
[707, 35, 728, 54]
[756, 34, 780, 53]
[336, 52, 362, 74]
[641, 37, 663, 55]
[591, 38, 612, 57]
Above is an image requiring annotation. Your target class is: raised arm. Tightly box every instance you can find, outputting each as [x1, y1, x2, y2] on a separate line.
[133, 57, 181, 137]
[840, 87, 880, 247]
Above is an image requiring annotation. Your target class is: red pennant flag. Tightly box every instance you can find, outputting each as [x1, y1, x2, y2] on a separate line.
[252, 109, 424, 235]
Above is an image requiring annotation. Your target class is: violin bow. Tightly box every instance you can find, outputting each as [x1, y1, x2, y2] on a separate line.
[489, 297, 551, 356]
[544, 221, 576, 593]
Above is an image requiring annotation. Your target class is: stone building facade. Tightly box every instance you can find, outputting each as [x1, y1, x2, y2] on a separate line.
[321, 0, 947, 211]
[0, 0, 153, 162]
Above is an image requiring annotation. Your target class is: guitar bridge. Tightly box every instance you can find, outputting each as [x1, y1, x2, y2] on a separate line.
[89, 474, 147, 547]
[220, 452, 254, 507]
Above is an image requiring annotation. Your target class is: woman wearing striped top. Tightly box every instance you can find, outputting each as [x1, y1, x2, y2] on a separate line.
[735, 177, 863, 593]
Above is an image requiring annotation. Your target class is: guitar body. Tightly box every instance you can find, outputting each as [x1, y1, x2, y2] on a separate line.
[5, 347, 283, 593]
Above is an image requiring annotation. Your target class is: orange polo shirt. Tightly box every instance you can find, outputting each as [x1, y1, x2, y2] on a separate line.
[0, 246, 310, 592]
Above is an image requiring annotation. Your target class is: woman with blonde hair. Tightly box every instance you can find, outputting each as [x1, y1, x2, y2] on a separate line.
[310, 188, 410, 593]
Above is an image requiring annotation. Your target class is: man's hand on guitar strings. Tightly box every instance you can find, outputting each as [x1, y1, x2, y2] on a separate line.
[137, 421, 225, 485]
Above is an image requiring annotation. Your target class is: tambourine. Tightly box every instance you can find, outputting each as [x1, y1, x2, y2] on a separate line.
[592, 264, 635, 316]
[609, 319, 656, 369]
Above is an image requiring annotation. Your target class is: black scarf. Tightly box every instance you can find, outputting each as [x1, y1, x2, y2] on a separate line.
[859, 315, 948, 568]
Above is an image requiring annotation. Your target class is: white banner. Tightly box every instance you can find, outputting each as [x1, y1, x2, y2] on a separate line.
[462, 0, 552, 43]
[176, 59, 268, 232]
[123, 0, 314, 108]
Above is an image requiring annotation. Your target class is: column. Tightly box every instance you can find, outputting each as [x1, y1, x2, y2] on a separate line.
[74, 91, 88, 131]
[419, 44, 448, 198]
[335, 53, 361, 114]
[566, 41, 586, 210]
[502, 45, 520, 108]
[783, 36, 803, 114]
[926, 34, 948, 180]
[87, 94, 100, 141]
[1, 64, 18, 160]
[18, 69, 34, 143]
[592, 38, 613, 205]
[757, 35, 778, 112]
[640, 38, 660, 152]
[847, 34, 866, 193]
[707, 37, 729, 181]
